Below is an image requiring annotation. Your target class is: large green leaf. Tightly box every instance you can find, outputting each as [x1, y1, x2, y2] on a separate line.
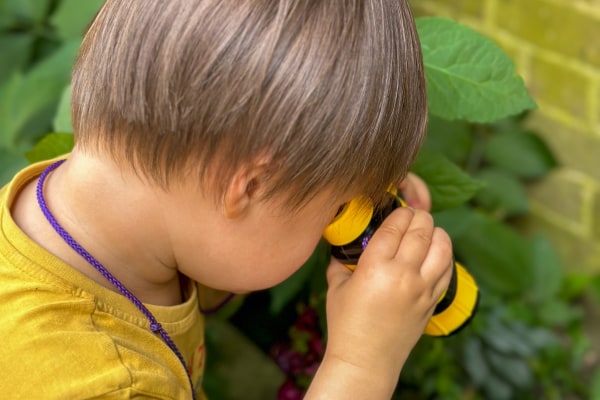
[0, 148, 28, 186]
[50, 0, 104, 40]
[416, 17, 536, 122]
[482, 373, 513, 400]
[53, 85, 73, 133]
[0, 40, 79, 148]
[473, 167, 529, 216]
[481, 315, 536, 358]
[527, 234, 564, 303]
[484, 130, 558, 179]
[424, 116, 473, 164]
[453, 211, 531, 295]
[432, 205, 479, 240]
[486, 349, 533, 389]
[411, 148, 484, 212]
[536, 298, 581, 328]
[0, 33, 35, 81]
[203, 318, 284, 400]
[591, 367, 600, 400]
[24, 132, 73, 163]
[463, 338, 490, 386]
[0, 0, 52, 27]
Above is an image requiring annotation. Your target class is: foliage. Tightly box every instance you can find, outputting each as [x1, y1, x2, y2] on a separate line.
[2, 4, 598, 400]
[0, 0, 103, 183]
[416, 17, 536, 122]
[250, 17, 596, 400]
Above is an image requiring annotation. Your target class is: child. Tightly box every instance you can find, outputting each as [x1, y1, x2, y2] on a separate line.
[0, 0, 453, 398]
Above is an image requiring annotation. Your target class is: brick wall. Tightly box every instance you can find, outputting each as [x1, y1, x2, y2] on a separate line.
[410, 0, 600, 274]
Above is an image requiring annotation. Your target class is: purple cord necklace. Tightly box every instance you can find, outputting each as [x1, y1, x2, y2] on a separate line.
[36, 159, 196, 399]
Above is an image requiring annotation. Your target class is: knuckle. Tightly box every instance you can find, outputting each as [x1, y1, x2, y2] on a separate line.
[377, 221, 404, 239]
[411, 227, 432, 244]
[415, 209, 434, 224]
[433, 228, 453, 257]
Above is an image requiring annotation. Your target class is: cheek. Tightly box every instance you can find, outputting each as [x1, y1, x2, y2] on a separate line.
[281, 225, 328, 268]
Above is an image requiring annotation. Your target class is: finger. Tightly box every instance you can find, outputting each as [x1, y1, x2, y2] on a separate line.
[360, 207, 415, 262]
[397, 177, 409, 191]
[419, 228, 454, 292]
[326, 257, 353, 289]
[394, 209, 435, 271]
[399, 173, 431, 211]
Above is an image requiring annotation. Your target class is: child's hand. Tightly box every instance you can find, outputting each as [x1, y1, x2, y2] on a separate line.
[307, 207, 453, 398]
[398, 172, 431, 211]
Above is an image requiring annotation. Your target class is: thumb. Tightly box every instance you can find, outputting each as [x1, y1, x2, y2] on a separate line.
[326, 257, 353, 289]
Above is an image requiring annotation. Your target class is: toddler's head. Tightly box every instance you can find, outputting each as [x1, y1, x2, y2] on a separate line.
[71, 0, 427, 208]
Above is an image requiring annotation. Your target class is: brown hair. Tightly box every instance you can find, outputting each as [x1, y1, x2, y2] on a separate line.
[71, 0, 427, 208]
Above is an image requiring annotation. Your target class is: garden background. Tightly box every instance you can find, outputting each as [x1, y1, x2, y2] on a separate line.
[1, 0, 600, 399]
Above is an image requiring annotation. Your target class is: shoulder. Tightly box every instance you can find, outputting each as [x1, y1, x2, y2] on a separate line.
[0, 290, 189, 399]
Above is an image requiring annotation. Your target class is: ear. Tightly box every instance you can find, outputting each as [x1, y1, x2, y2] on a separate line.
[223, 156, 271, 219]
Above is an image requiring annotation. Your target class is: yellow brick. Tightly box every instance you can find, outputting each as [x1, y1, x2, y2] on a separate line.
[518, 216, 600, 273]
[595, 80, 600, 132]
[421, 0, 485, 19]
[410, 2, 436, 18]
[593, 189, 600, 241]
[495, 0, 600, 66]
[529, 53, 592, 120]
[526, 113, 600, 182]
[527, 170, 586, 224]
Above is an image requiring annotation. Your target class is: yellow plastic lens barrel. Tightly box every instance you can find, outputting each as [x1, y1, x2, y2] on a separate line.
[322, 189, 480, 337]
[424, 262, 479, 336]
[323, 197, 373, 247]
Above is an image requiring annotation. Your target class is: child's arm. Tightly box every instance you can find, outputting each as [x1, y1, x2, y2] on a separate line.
[305, 206, 453, 399]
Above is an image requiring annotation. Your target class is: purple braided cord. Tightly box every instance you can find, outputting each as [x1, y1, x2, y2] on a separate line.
[199, 292, 235, 315]
[36, 160, 195, 399]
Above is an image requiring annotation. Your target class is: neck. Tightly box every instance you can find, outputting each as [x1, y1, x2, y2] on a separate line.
[18, 150, 183, 306]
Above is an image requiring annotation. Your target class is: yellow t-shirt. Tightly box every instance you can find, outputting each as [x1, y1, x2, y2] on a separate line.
[0, 160, 206, 399]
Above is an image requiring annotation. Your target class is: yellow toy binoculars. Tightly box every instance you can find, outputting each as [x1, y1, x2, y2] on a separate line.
[323, 189, 479, 337]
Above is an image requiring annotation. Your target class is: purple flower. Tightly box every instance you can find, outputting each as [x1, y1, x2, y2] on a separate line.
[277, 379, 305, 400]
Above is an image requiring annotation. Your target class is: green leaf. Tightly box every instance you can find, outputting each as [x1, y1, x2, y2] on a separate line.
[0, 148, 28, 186]
[0, 33, 35, 82]
[510, 323, 559, 351]
[24, 133, 73, 163]
[486, 349, 533, 389]
[527, 234, 564, 303]
[53, 85, 73, 133]
[203, 318, 284, 400]
[591, 367, 600, 400]
[269, 241, 328, 315]
[562, 272, 593, 301]
[481, 317, 535, 357]
[416, 17, 536, 122]
[432, 205, 479, 240]
[537, 299, 581, 327]
[453, 211, 531, 295]
[0, 0, 52, 26]
[424, 116, 473, 164]
[484, 131, 558, 179]
[463, 338, 490, 385]
[589, 274, 600, 303]
[412, 148, 484, 212]
[50, 0, 104, 40]
[0, 40, 79, 147]
[482, 374, 513, 400]
[473, 168, 529, 216]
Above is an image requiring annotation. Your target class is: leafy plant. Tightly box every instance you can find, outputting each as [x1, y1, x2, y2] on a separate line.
[3, 4, 598, 400]
[0, 0, 104, 183]
[233, 17, 597, 400]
